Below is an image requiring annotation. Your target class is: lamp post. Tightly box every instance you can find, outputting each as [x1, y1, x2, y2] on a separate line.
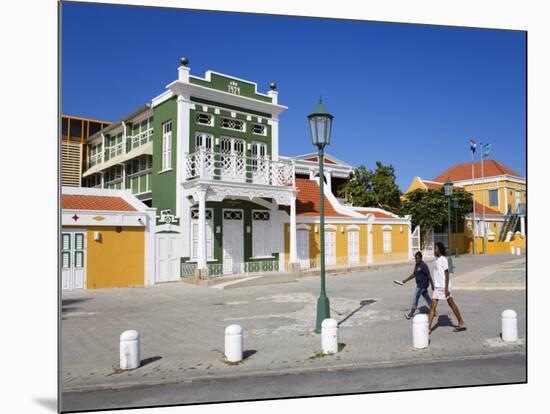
[308, 98, 334, 334]
[452, 198, 459, 258]
[443, 179, 455, 273]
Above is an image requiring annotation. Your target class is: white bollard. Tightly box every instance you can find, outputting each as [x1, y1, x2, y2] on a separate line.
[502, 309, 518, 342]
[516, 247, 522, 256]
[119, 330, 140, 370]
[511, 246, 515, 255]
[412, 314, 429, 349]
[321, 318, 339, 354]
[225, 324, 243, 362]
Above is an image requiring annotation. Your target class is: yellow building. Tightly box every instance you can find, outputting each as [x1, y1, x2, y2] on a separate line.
[282, 172, 412, 271]
[405, 159, 526, 255]
[61, 187, 156, 289]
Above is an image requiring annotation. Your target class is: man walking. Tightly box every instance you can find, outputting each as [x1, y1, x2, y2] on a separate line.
[395, 251, 434, 319]
[428, 242, 466, 333]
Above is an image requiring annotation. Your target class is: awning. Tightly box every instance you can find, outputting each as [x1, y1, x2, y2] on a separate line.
[82, 142, 153, 177]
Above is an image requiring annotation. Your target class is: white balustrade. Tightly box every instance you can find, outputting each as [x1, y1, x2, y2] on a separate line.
[181, 149, 295, 187]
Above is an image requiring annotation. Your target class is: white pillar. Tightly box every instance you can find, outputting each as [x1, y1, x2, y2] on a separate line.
[321, 319, 338, 354]
[407, 221, 413, 260]
[325, 171, 332, 195]
[119, 330, 140, 370]
[501, 310, 518, 343]
[367, 223, 373, 264]
[520, 217, 525, 236]
[197, 188, 207, 271]
[268, 115, 279, 161]
[176, 94, 192, 219]
[412, 314, 429, 349]
[144, 207, 157, 286]
[289, 192, 298, 266]
[224, 324, 243, 362]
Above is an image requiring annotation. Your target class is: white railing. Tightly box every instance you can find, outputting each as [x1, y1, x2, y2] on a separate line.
[182, 147, 295, 187]
[89, 153, 102, 167]
[108, 142, 124, 159]
[131, 128, 153, 147]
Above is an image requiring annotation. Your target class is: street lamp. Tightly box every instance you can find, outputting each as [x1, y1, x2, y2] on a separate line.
[452, 198, 459, 258]
[443, 179, 454, 273]
[308, 98, 334, 333]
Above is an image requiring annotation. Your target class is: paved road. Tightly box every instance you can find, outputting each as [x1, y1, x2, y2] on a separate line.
[61, 254, 526, 391]
[61, 352, 526, 412]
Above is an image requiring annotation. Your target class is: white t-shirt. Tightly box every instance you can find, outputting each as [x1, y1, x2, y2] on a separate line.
[433, 256, 451, 288]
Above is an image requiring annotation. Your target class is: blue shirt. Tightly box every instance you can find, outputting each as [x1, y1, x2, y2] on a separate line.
[413, 262, 430, 289]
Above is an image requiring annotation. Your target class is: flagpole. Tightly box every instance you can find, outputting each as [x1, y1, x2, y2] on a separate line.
[471, 149, 476, 255]
[481, 144, 486, 254]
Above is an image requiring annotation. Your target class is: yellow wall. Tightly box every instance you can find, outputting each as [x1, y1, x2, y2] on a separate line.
[283, 222, 409, 266]
[461, 180, 525, 215]
[65, 225, 145, 289]
[372, 224, 409, 263]
[404, 177, 426, 194]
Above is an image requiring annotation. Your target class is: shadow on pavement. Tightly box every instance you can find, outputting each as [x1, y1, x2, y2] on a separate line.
[337, 299, 377, 327]
[430, 315, 455, 332]
[141, 356, 162, 367]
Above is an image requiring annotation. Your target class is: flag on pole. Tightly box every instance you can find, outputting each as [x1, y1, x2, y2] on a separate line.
[482, 143, 492, 158]
[470, 139, 477, 154]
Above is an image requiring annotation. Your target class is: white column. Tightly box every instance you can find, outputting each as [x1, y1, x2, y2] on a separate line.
[176, 94, 192, 219]
[268, 115, 279, 161]
[407, 222, 413, 260]
[520, 216, 525, 236]
[325, 171, 332, 195]
[144, 207, 157, 285]
[101, 133, 106, 163]
[367, 223, 373, 264]
[197, 188, 207, 270]
[289, 192, 298, 265]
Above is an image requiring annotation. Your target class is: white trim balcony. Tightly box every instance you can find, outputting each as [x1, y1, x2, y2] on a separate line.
[182, 147, 295, 187]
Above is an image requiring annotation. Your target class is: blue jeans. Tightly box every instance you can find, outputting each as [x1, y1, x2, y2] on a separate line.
[411, 287, 432, 310]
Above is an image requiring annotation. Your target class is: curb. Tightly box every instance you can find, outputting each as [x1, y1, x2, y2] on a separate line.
[62, 350, 526, 394]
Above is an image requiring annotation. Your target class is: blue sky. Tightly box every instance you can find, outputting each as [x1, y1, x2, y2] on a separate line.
[62, 2, 526, 191]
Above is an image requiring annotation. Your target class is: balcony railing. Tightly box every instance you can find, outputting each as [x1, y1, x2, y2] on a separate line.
[182, 148, 295, 187]
[131, 128, 153, 148]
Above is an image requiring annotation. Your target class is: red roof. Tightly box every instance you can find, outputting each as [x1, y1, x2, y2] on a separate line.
[421, 180, 460, 190]
[303, 156, 337, 164]
[293, 178, 350, 217]
[62, 195, 136, 212]
[473, 200, 502, 216]
[433, 160, 523, 182]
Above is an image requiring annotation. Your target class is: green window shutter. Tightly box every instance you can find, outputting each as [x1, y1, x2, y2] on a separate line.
[62, 252, 70, 269]
[62, 233, 71, 250]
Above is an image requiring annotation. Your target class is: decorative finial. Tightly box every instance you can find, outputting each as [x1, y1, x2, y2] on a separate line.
[180, 57, 189, 66]
[319, 96, 323, 104]
[269, 82, 277, 91]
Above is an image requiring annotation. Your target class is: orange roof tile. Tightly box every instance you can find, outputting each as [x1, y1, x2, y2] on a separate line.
[303, 156, 337, 164]
[433, 160, 523, 182]
[294, 178, 350, 217]
[62, 195, 136, 212]
[473, 200, 502, 216]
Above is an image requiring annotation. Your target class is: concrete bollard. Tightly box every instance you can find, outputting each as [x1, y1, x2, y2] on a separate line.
[516, 247, 522, 256]
[502, 309, 518, 342]
[412, 314, 429, 349]
[225, 324, 243, 362]
[321, 318, 338, 354]
[511, 246, 515, 255]
[119, 330, 140, 370]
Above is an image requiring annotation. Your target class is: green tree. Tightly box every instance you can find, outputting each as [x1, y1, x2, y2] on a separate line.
[401, 188, 473, 232]
[338, 161, 402, 212]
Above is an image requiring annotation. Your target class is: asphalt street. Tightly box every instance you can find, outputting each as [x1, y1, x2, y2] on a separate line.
[61, 352, 526, 412]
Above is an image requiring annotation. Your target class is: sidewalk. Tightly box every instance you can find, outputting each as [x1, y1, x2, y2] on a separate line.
[61, 254, 526, 392]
